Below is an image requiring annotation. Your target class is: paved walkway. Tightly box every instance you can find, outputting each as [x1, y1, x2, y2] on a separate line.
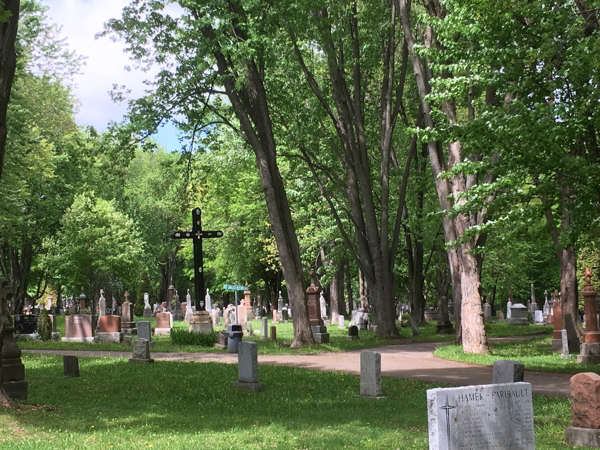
[23, 337, 572, 398]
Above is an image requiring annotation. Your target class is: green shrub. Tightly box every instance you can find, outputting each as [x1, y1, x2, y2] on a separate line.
[37, 309, 52, 341]
[170, 328, 216, 347]
[526, 311, 533, 324]
[134, 301, 144, 317]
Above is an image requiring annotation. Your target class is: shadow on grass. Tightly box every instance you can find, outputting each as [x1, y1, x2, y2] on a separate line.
[12, 355, 430, 436]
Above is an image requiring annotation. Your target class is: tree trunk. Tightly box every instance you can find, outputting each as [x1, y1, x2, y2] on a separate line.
[397, 0, 486, 352]
[0, 279, 16, 408]
[204, 9, 314, 346]
[329, 257, 346, 326]
[560, 245, 581, 338]
[359, 269, 368, 309]
[0, 0, 20, 180]
[346, 260, 354, 316]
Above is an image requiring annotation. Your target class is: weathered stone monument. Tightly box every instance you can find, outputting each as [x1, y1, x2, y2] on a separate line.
[564, 372, 600, 448]
[98, 289, 106, 317]
[261, 317, 268, 340]
[563, 312, 581, 355]
[143, 292, 152, 317]
[232, 341, 264, 392]
[508, 303, 528, 326]
[1, 278, 28, 399]
[506, 299, 513, 319]
[184, 289, 193, 322]
[97, 315, 122, 342]
[155, 312, 172, 336]
[129, 338, 154, 363]
[551, 290, 564, 352]
[360, 351, 383, 398]
[483, 302, 492, 323]
[121, 291, 137, 336]
[427, 382, 535, 450]
[137, 321, 154, 347]
[579, 268, 600, 364]
[306, 269, 330, 344]
[63, 314, 94, 342]
[63, 356, 80, 377]
[492, 360, 524, 384]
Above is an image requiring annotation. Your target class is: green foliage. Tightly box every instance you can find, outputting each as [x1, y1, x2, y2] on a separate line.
[133, 300, 144, 317]
[43, 192, 144, 296]
[170, 329, 216, 347]
[37, 309, 52, 341]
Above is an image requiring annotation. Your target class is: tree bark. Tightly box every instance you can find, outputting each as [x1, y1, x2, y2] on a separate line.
[397, 0, 487, 353]
[197, 3, 314, 347]
[346, 260, 353, 316]
[0, 279, 16, 408]
[0, 0, 20, 180]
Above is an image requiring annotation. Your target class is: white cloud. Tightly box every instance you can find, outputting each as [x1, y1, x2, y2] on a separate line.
[43, 0, 184, 150]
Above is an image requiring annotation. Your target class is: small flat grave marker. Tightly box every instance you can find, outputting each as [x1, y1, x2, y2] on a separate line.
[63, 356, 80, 377]
[427, 382, 535, 450]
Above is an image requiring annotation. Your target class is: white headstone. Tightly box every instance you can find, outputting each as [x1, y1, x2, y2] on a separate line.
[144, 293, 150, 310]
[339, 315, 345, 329]
[506, 300, 513, 319]
[98, 290, 106, 317]
[427, 382, 535, 450]
[320, 291, 327, 319]
[205, 288, 212, 312]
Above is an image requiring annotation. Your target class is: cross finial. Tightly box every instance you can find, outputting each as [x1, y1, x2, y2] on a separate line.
[124, 291, 129, 301]
[584, 267, 593, 286]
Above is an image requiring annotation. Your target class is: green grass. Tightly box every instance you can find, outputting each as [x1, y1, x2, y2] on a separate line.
[17, 316, 552, 355]
[0, 353, 589, 449]
[435, 336, 600, 374]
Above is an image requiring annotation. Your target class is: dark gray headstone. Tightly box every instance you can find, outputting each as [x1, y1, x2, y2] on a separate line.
[564, 313, 581, 354]
[347, 325, 359, 340]
[63, 356, 80, 377]
[492, 360, 524, 383]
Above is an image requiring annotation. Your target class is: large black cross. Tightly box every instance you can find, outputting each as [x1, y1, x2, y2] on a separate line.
[171, 208, 223, 311]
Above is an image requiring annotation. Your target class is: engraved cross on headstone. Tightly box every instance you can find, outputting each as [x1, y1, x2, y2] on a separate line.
[171, 208, 223, 311]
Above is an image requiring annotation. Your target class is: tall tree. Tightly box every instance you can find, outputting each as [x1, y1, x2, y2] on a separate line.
[0, 0, 19, 179]
[103, 0, 315, 346]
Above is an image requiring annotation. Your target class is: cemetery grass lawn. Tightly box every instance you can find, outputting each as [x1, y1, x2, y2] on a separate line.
[0, 354, 586, 450]
[434, 336, 600, 375]
[16, 317, 550, 354]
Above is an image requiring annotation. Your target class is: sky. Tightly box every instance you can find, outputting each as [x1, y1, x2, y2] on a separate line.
[44, 0, 183, 151]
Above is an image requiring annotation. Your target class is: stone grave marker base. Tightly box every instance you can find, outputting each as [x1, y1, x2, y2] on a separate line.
[61, 337, 94, 343]
[129, 358, 155, 364]
[154, 328, 171, 336]
[577, 343, 600, 364]
[189, 311, 213, 334]
[565, 427, 600, 448]
[96, 332, 123, 343]
[232, 381, 264, 392]
[311, 325, 330, 344]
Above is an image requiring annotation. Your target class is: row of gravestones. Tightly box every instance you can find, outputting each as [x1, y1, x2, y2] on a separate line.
[65, 335, 598, 449]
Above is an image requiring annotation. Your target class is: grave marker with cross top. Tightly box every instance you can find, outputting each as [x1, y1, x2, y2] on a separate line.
[171, 208, 223, 311]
